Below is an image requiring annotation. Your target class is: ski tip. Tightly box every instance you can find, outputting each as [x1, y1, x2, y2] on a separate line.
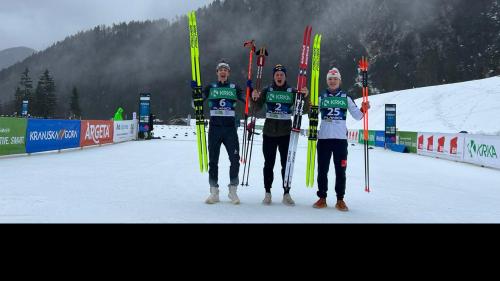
[315, 33, 322, 43]
[365, 187, 371, 193]
[259, 48, 270, 57]
[307, 26, 313, 41]
[189, 11, 196, 20]
[256, 48, 269, 57]
[301, 26, 312, 45]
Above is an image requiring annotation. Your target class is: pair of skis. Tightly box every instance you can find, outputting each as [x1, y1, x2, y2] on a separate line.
[241, 45, 268, 186]
[189, 11, 208, 173]
[305, 34, 322, 188]
[284, 26, 313, 192]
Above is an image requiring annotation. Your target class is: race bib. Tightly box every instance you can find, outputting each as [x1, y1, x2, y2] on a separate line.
[209, 88, 237, 115]
[320, 96, 348, 121]
[266, 91, 294, 120]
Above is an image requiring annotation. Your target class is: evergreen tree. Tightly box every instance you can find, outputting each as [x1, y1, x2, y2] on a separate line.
[14, 87, 23, 115]
[45, 70, 57, 117]
[70, 86, 82, 119]
[34, 76, 46, 117]
[34, 69, 57, 118]
[12, 68, 33, 115]
[20, 68, 33, 103]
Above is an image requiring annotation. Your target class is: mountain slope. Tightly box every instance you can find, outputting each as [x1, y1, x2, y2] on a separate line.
[346, 76, 500, 135]
[0, 47, 36, 70]
[0, 0, 498, 119]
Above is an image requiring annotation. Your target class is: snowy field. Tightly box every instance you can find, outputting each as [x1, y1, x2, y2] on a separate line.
[347, 76, 500, 135]
[1, 124, 499, 223]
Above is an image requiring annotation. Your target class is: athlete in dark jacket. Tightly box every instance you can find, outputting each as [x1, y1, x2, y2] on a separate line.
[193, 60, 245, 205]
[251, 64, 309, 206]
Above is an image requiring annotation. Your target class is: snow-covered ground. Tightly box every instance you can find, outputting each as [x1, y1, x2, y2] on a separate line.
[347, 76, 500, 135]
[1, 77, 499, 223]
[1, 125, 499, 223]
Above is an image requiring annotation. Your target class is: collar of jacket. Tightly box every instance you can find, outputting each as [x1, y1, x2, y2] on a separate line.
[217, 80, 231, 87]
[271, 82, 290, 91]
[326, 87, 342, 96]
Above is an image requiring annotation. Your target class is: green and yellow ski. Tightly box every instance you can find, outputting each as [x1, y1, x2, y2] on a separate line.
[306, 34, 322, 188]
[189, 11, 208, 173]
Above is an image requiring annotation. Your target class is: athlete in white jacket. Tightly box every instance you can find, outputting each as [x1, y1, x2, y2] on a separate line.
[313, 68, 370, 211]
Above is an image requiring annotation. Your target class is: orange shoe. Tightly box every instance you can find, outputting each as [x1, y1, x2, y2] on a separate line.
[335, 200, 349, 212]
[313, 198, 328, 209]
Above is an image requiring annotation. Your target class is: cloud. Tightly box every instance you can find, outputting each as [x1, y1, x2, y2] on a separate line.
[0, 0, 214, 50]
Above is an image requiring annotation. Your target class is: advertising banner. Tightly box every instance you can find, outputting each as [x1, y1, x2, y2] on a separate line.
[139, 93, 151, 133]
[80, 120, 114, 147]
[375, 131, 385, 148]
[463, 135, 500, 169]
[358, 130, 376, 146]
[22, 100, 29, 117]
[26, 119, 81, 153]
[113, 120, 138, 143]
[0, 117, 27, 156]
[385, 104, 397, 145]
[417, 132, 465, 161]
[348, 129, 359, 143]
[398, 131, 418, 154]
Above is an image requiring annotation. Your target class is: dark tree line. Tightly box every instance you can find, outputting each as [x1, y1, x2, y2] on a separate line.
[6, 68, 82, 119]
[0, 0, 498, 120]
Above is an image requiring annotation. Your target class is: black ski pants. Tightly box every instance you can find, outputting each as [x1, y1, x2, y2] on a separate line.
[262, 134, 290, 194]
[317, 139, 348, 200]
[208, 126, 240, 187]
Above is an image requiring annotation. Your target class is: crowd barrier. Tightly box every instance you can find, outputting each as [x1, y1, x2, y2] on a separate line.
[0, 117, 138, 157]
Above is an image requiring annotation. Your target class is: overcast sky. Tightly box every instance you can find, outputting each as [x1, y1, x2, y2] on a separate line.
[0, 0, 214, 51]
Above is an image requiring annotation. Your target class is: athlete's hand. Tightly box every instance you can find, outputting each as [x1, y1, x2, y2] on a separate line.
[362, 101, 371, 113]
[300, 87, 309, 98]
[252, 89, 261, 101]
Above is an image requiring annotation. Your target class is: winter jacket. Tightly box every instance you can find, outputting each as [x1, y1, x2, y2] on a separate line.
[318, 88, 363, 140]
[252, 82, 310, 137]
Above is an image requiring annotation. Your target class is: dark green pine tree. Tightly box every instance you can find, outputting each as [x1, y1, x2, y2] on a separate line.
[14, 87, 23, 115]
[35, 69, 57, 118]
[20, 68, 34, 104]
[70, 86, 82, 119]
[34, 75, 46, 117]
[13, 68, 34, 115]
[44, 70, 57, 118]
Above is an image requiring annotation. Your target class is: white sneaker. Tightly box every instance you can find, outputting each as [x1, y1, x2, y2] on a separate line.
[228, 185, 240, 205]
[205, 187, 220, 204]
[262, 193, 272, 205]
[282, 193, 296, 206]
